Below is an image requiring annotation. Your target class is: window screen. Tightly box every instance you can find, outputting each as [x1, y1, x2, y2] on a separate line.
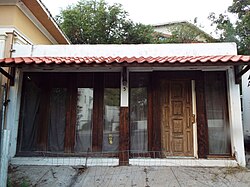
[130, 73, 149, 153]
[205, 72, 230, 155]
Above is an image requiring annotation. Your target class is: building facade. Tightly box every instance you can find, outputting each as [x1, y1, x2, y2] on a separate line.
[0, 43, 248, 167]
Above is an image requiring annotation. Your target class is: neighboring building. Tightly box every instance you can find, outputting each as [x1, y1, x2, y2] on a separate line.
[0, 0, 69, 130]
[153, 21, 216, 43]
[0, 0, 69, 48]
[242, 70, 250, 150]
[0, 0, 69, 185]
[0, 43, 249, 169]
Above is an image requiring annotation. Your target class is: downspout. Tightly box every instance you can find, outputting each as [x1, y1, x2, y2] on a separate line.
[2, 32, 15, 130]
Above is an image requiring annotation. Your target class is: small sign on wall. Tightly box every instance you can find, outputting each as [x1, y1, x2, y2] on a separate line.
[120, 67, 129, 107]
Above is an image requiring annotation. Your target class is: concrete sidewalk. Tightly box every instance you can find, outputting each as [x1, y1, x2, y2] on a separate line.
[8, 165, 250, 187]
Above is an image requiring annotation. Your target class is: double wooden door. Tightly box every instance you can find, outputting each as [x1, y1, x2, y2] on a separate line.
[160, 79, 194, 156]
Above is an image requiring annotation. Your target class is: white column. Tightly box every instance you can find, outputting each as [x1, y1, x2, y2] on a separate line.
[0, 34, 7, 58]
[0, 129, 10, 187]
[0, 32, 8, 187]
[227, 67, 246, 167]
[6, 69, 23, 157]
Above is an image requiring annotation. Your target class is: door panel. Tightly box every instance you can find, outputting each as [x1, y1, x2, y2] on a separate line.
[161, 80, 193, 156]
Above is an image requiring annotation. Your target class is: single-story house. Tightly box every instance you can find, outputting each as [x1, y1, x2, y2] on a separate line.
[0, 42, 249, 167]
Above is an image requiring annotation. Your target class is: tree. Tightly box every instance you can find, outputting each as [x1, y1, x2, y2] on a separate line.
[209, 0, 250, 55]
[56, 0, 155, 44]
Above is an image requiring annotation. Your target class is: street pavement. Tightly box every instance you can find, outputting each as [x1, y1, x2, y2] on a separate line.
[8, 165, 250, 187]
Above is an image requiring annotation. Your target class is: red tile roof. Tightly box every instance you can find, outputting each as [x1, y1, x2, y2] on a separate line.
[0, 55, 249, 65]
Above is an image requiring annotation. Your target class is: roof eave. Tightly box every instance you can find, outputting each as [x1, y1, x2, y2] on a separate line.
[21, 0, 70, 44]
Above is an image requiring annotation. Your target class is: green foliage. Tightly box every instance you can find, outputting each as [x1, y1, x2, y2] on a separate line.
[104, 88, 120, 106]
[56, 0, 155, 44]
[209, 0, 250, 55]
[7, 177, 29, 187]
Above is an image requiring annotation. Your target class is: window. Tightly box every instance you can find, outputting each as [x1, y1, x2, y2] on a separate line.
[18, 73, 70, 153]
[18, 74, 43, 152]
[18, 72, 120, 155]
[103, 74, 120, 152]
[48, 88, 67, 152]
[75, 88, 93, 152]
[205, 72, 230, 155]
[130, 73, 149, 153]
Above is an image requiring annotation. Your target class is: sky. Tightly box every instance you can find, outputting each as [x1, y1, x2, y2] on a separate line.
[41, 0, 233, 35]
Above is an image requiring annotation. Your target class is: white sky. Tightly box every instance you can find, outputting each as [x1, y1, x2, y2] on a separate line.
[42, 0, 233, 35]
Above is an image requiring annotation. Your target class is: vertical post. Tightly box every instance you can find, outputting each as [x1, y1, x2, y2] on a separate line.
[152, 72, 161, 157]
[92, 73, 104, 152]
[0, 32, 15, 187]
[36, 77, 50, 151]
[147, 74, 153, 153]
[0, 33, 7, 135]
[0, 130, 10, 187]
[119, 107, 129, 165]
[195, 71, 208, 158]
[227, 68, 246, 167]
[119, 67, 129, 165]
[64, 75, 77, 153]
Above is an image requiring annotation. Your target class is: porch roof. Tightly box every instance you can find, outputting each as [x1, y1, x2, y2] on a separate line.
[0, 55, 250, 66]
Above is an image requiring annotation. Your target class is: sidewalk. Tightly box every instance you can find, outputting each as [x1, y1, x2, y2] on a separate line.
[8, 165, 250, 187]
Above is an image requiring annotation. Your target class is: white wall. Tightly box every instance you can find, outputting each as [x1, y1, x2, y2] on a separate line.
[12, 42, 237, 57]
[0, 27, 32, 46]
[242, 71, 250, 143]
[6, 69, 23, 157]
[227, 67, 246, 167]
[0, 33, 7, 58]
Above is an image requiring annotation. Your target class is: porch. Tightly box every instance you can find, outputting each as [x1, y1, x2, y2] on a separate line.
[0, 43, 248, 167]
[3, 66, 245, 167]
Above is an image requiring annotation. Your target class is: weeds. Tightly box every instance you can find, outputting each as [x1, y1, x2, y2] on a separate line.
[7, 177, 30, 187]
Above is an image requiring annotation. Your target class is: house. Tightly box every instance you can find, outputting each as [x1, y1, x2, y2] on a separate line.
[153, 21, 216, 43]
[0, 43, 249, 169]
[0, 0, 69, 185]
[0, 0, 69, 47]
[0, 0, 70, 123]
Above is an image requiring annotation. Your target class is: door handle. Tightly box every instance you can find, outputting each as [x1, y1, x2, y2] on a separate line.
[108, 134, 113, 145]
[191, 114, 196, 124]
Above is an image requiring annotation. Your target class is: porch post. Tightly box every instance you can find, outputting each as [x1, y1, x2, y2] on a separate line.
[227, 68, 246, 167]
[119, 67, 129, 165]
[196, 71, 209, 158]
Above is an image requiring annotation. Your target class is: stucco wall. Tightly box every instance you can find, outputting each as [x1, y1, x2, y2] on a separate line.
[12, 43, 238, 57]
[242, 72, 250, 144]
[0, 6, 52, 44]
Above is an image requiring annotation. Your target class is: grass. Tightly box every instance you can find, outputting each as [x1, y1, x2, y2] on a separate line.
[7, 177, 30, 187]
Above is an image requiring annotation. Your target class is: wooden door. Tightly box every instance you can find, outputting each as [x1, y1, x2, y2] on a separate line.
[160, 79, 193, 156]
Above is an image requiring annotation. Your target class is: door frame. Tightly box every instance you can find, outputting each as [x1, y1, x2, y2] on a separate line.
[152, 71, 199, 157]
[192, 80, 198, 158]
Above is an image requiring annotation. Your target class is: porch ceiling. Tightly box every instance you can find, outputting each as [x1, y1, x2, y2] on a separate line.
[0, 55, 250, 66]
